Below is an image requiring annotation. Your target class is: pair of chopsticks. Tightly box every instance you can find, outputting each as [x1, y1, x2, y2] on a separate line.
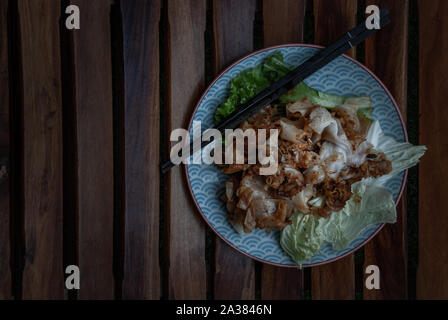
[161, 9, 390, 174]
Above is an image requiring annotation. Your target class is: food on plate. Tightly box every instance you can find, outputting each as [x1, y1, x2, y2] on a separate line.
[216, 52, 426, 266]
[214, 51, 291, 124]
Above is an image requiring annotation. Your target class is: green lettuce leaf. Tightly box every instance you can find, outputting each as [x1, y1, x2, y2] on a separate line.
[214, 51, 374, 123]
[280, 212, 325, 266]
[279, 82, 345, 106]
[280, 82, 374, 119]
[320, 182, 396, 251]
[365, 120, 428, 186]
[280, 120, 426, 267]
[214, 52, 292, 123]
[281, 182, 396, 267]
[262, 51, 292, 82]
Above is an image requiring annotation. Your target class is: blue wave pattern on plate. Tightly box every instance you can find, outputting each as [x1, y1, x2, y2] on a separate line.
[187, 46, 405, 266]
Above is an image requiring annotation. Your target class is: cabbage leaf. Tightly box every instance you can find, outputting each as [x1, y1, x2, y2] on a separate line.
[280, 120, 426, 267]
[281, 181, 396, 267]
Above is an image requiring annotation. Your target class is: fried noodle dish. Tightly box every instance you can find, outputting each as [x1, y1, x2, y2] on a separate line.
[221, 98, 391, 234]
[212, 51, 425, 266]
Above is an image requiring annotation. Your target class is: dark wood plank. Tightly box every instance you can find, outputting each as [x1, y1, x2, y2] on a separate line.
[263, 0, 306, 46]
[18, 0, 64, 299]
[261, 266, 303, 300]
[214, 239, 255, 299]
[363, 0, 408, 300]
[311, 255, 355, 299]
[417, 0, 448, 299]
[166, 0, 207, 299]
[70, 0, 114, 299]
[121, 0, 161, 299]
[213, 0, 256, 72]
[314, 0, 357, 57]
[0, 0, 11, 300]
[260, 0, 307, 300]
[311, 0, 357, 300]
[212, 0, 256, 300]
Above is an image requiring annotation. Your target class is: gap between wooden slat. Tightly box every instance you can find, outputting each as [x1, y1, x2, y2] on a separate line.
[110, 0, 127, 300]
[303, 0, 315, 46]
[6, 0, 24, 300]
[159, 0, 170, 301]
[59, 0, 78, 301]
[0, 0, 12, 300]
[405, 0, 419, 300]
[253, 0, 263, 51]
[203, 0, 215, 300]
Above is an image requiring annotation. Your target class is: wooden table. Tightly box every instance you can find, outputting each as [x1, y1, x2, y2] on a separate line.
[0, 0, 447, 300]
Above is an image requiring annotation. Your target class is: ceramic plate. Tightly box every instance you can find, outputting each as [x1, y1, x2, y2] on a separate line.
[185, 44, 407, 267]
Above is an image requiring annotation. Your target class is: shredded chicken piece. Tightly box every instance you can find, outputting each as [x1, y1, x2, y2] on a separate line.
[322, 179, 353, 212]
[333, 107, 364, 147]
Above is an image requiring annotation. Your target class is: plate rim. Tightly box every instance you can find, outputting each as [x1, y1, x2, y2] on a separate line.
[183, 43, 408, 268]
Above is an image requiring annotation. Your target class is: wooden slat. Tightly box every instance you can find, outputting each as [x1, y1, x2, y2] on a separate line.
[70, 0, 114, 299]
[213, 0, 256, 71]
[166, 0, 207, 299]
[212, 0, 256, 300]
[261, 266, 303, 300]
[263, 0, 306, 46]
[363, 0, 408, 300]
[260, 0, 307, 300]
[311, 256, 355, 299]
[121, 0, 161, 299]
[314, 0, 357, 57]
[0, 0, 11, 300]
[18, 0, 64, 299]
[214, 239, 255, 299]
[417, 0, 448, 299]
[311, 0, 357, 300]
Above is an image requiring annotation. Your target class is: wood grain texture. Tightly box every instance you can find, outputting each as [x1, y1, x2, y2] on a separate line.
[417, 0, 448, 299]
[212, 0, 256, 300]
[263, 0, 306, 46]
[0, 0, 11, 300]
[363, 0, 408, 300]
[311, 0, 357, 300]
[213, 0, 256, 73]
[260, 0, 307, 300]
[18, 0, 64, 299]
[214, 238, 255, 299]
[71, 0, 114, 299]
[166, 0, 207, 299]
[261, 265, 303, 300]
[121, 0, 161, 299]
[314, 0, 357, 57]
[311, 255, 355, 299]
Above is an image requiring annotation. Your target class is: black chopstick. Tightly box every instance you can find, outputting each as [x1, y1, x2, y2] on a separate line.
[213, 8, 388, 133]
[161, 9, 390, 174]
